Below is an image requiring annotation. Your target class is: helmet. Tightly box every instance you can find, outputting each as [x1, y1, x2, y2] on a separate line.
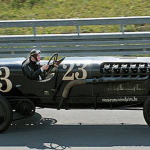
[30, 49, 41, 61]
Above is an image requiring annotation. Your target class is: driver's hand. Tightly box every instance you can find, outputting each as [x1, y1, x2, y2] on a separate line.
[42, 65, 49, 70]
[49, 62, 58, 67]
[53, 62, 58, 67]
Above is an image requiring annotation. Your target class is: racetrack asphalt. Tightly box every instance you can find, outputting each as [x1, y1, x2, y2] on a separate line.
[0, 108, 150, 150]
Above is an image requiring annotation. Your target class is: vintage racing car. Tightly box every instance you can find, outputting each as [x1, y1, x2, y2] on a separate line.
[0, 53, 150, 133]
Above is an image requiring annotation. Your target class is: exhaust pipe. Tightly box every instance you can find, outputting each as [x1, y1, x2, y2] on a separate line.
[58, 79, 86, 109]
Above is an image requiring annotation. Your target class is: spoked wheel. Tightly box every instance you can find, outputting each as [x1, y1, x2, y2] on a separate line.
[17, 99, 35, 117]
[47, 53, 58, 66]
[47, 53, 58, 72]
[143, 97, 150, 127]
[0, 96, 13, 133]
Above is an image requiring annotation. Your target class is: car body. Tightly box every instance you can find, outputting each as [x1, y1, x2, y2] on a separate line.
[0, 55, 150, 133]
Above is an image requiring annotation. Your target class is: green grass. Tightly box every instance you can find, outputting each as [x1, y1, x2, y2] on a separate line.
[1, 0, 150, 34]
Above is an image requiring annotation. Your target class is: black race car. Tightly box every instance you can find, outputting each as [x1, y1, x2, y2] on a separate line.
[0, 53, 150, 133]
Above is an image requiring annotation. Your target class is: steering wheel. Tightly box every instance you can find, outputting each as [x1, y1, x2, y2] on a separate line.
[47, 53, 58, 72]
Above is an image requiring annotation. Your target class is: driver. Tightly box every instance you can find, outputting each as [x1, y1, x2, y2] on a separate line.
[22, 49, 49, 80]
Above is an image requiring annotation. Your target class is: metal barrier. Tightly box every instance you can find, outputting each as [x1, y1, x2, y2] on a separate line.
[1, 16, 150, 58]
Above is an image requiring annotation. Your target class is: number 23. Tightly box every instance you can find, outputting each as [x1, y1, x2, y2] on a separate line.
[62, 64, 87, 80]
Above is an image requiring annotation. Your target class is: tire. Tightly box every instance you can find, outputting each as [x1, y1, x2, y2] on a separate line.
[0, 96, 13, 133]
[143, 97, 150, 127]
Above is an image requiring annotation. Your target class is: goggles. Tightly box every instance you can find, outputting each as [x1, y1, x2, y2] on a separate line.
[30, 49, 41, 56]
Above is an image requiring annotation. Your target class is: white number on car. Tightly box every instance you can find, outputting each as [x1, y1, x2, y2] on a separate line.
[0, 67, 12, 92]
[62, 64, 87, 80]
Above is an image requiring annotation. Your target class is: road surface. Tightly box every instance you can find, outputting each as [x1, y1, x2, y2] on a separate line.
[0, 108, 150, 150]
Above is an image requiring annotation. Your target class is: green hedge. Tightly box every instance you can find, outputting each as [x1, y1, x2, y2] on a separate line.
[1, 0, 150, 34]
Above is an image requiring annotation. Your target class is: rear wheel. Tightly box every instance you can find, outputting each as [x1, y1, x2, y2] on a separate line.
[143, 97, 150, 126]
[0, 96, 13, 133]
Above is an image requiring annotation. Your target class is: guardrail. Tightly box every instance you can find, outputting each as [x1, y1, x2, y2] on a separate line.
[1, 16, 150, 58]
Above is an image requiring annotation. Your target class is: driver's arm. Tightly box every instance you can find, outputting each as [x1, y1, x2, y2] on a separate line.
[23, 65, 43, 80]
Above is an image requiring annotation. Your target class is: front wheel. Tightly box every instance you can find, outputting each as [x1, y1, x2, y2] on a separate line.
[143, 97, 150, 127]
[0, 96, 13, 133]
